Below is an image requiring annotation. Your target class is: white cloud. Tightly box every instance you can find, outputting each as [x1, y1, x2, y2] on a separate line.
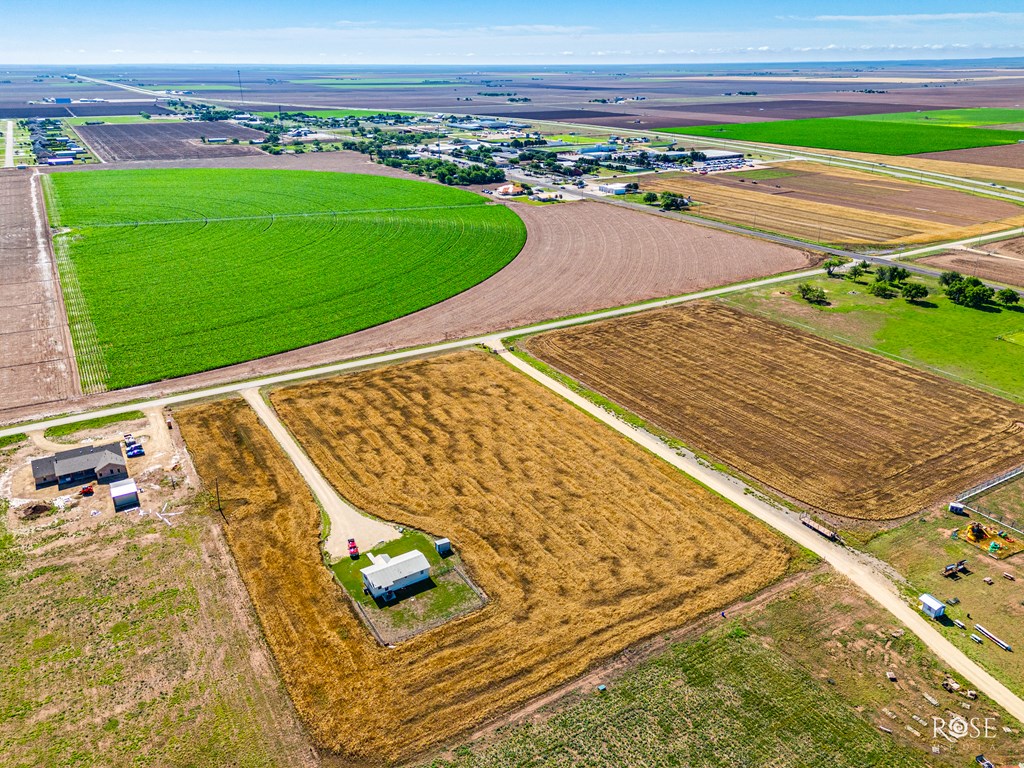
[812, 12, 1024, 23]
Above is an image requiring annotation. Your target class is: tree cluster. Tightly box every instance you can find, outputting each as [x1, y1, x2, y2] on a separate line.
[797, 283, 827, 304]
[940, 271, 1018, 308]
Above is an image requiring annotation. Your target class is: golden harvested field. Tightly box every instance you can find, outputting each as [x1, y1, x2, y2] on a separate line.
[525, 302, 1024, 521]
[641, 162, 1024, 246]
[177, 351, 792, 765]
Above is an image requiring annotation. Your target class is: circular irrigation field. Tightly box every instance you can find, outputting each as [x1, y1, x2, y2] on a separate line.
[46, 169, 527, 390]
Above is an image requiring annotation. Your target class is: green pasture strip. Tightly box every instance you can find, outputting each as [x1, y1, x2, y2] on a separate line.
[723, 274, 1024, 401]
[667, 118, 1024, 155]
[43, 410, 145, 440]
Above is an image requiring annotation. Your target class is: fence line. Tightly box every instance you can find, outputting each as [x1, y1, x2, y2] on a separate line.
[956, 465, 1024, 503]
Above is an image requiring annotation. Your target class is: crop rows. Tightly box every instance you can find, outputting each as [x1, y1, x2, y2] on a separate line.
[47, 169, 526, 388]
[525, 302, 1024, 520]
[669, 117, 1024, 155]
[432, 630, 929, 768]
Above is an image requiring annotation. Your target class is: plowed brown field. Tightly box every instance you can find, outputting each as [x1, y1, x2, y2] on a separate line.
[920, 249, 1024, 288]
[177, 351, 791, 765]
[525, 303, 1024, 521]
[641, 163, 1024, 246]
[3, 199, 816, 425]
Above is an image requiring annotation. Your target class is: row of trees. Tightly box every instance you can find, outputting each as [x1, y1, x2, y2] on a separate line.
[940, 271, 1019, 308]
[807, 260, 1022, 308]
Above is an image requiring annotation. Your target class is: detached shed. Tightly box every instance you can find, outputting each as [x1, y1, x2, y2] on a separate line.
[919, 593, 945, 619]
[109, 478, 140, 512]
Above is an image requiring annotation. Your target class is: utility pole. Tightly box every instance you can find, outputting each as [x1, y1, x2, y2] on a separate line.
[236, 70, 244, 105]
[215, 477, 225, 523]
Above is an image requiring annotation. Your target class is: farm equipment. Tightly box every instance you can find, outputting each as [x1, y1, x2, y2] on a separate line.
[983, 577, 994, 585]
[1004, 572, 1016, 581]
[347, 538, 359, 559]
[942, 560, 969, 578]
[942, 677, 961, 693]
[79, 485, 94, 496]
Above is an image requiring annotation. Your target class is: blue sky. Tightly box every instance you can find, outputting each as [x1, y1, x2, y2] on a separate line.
[5, 1, 1024, 65]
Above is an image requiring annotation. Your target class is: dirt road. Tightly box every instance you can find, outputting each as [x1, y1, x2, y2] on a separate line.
[485, 336, 1024, 727]
[240, 388, 398, 557]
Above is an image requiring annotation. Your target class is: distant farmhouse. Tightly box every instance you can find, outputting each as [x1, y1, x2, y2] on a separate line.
[31, 443, 127, 488]
[361, 550, 431, 600]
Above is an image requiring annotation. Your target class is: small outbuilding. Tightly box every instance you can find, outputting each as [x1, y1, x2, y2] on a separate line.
[361, 550, 431, 600]
[435, 538, 452, 557]
[109, 478, 140, 511]
[919, 593, 946, 619]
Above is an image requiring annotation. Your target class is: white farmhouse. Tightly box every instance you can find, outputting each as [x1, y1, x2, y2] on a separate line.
[361, 550, 431, 600]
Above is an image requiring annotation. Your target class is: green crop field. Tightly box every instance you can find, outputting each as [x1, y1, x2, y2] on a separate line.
[848, 108, 1024, 128]
[428, 621, 929, 767]
[46, 169, 525, 390]
[666, 117, 1024, 155]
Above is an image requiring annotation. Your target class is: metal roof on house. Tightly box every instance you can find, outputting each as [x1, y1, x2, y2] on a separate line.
[361, 550, 430, 591]
[32, 442, 125, 477]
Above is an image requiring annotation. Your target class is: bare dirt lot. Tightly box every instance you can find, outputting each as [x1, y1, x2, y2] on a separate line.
[920, 246, 1024, 288]
[0, 170, 75, 410]
[525, 302, 1024, 521]
[74, 121, 266, 162]
[2, 199, 817, 424]
[912, 143, 1024, 169]
[177, 351, 792, 765]
[640, 162, 1024, 246]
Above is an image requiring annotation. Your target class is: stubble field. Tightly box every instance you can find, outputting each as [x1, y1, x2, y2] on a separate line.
[640, 162, 1024, 246]
[176, 351, 792, 765]
[525, 302, 1024, 521]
